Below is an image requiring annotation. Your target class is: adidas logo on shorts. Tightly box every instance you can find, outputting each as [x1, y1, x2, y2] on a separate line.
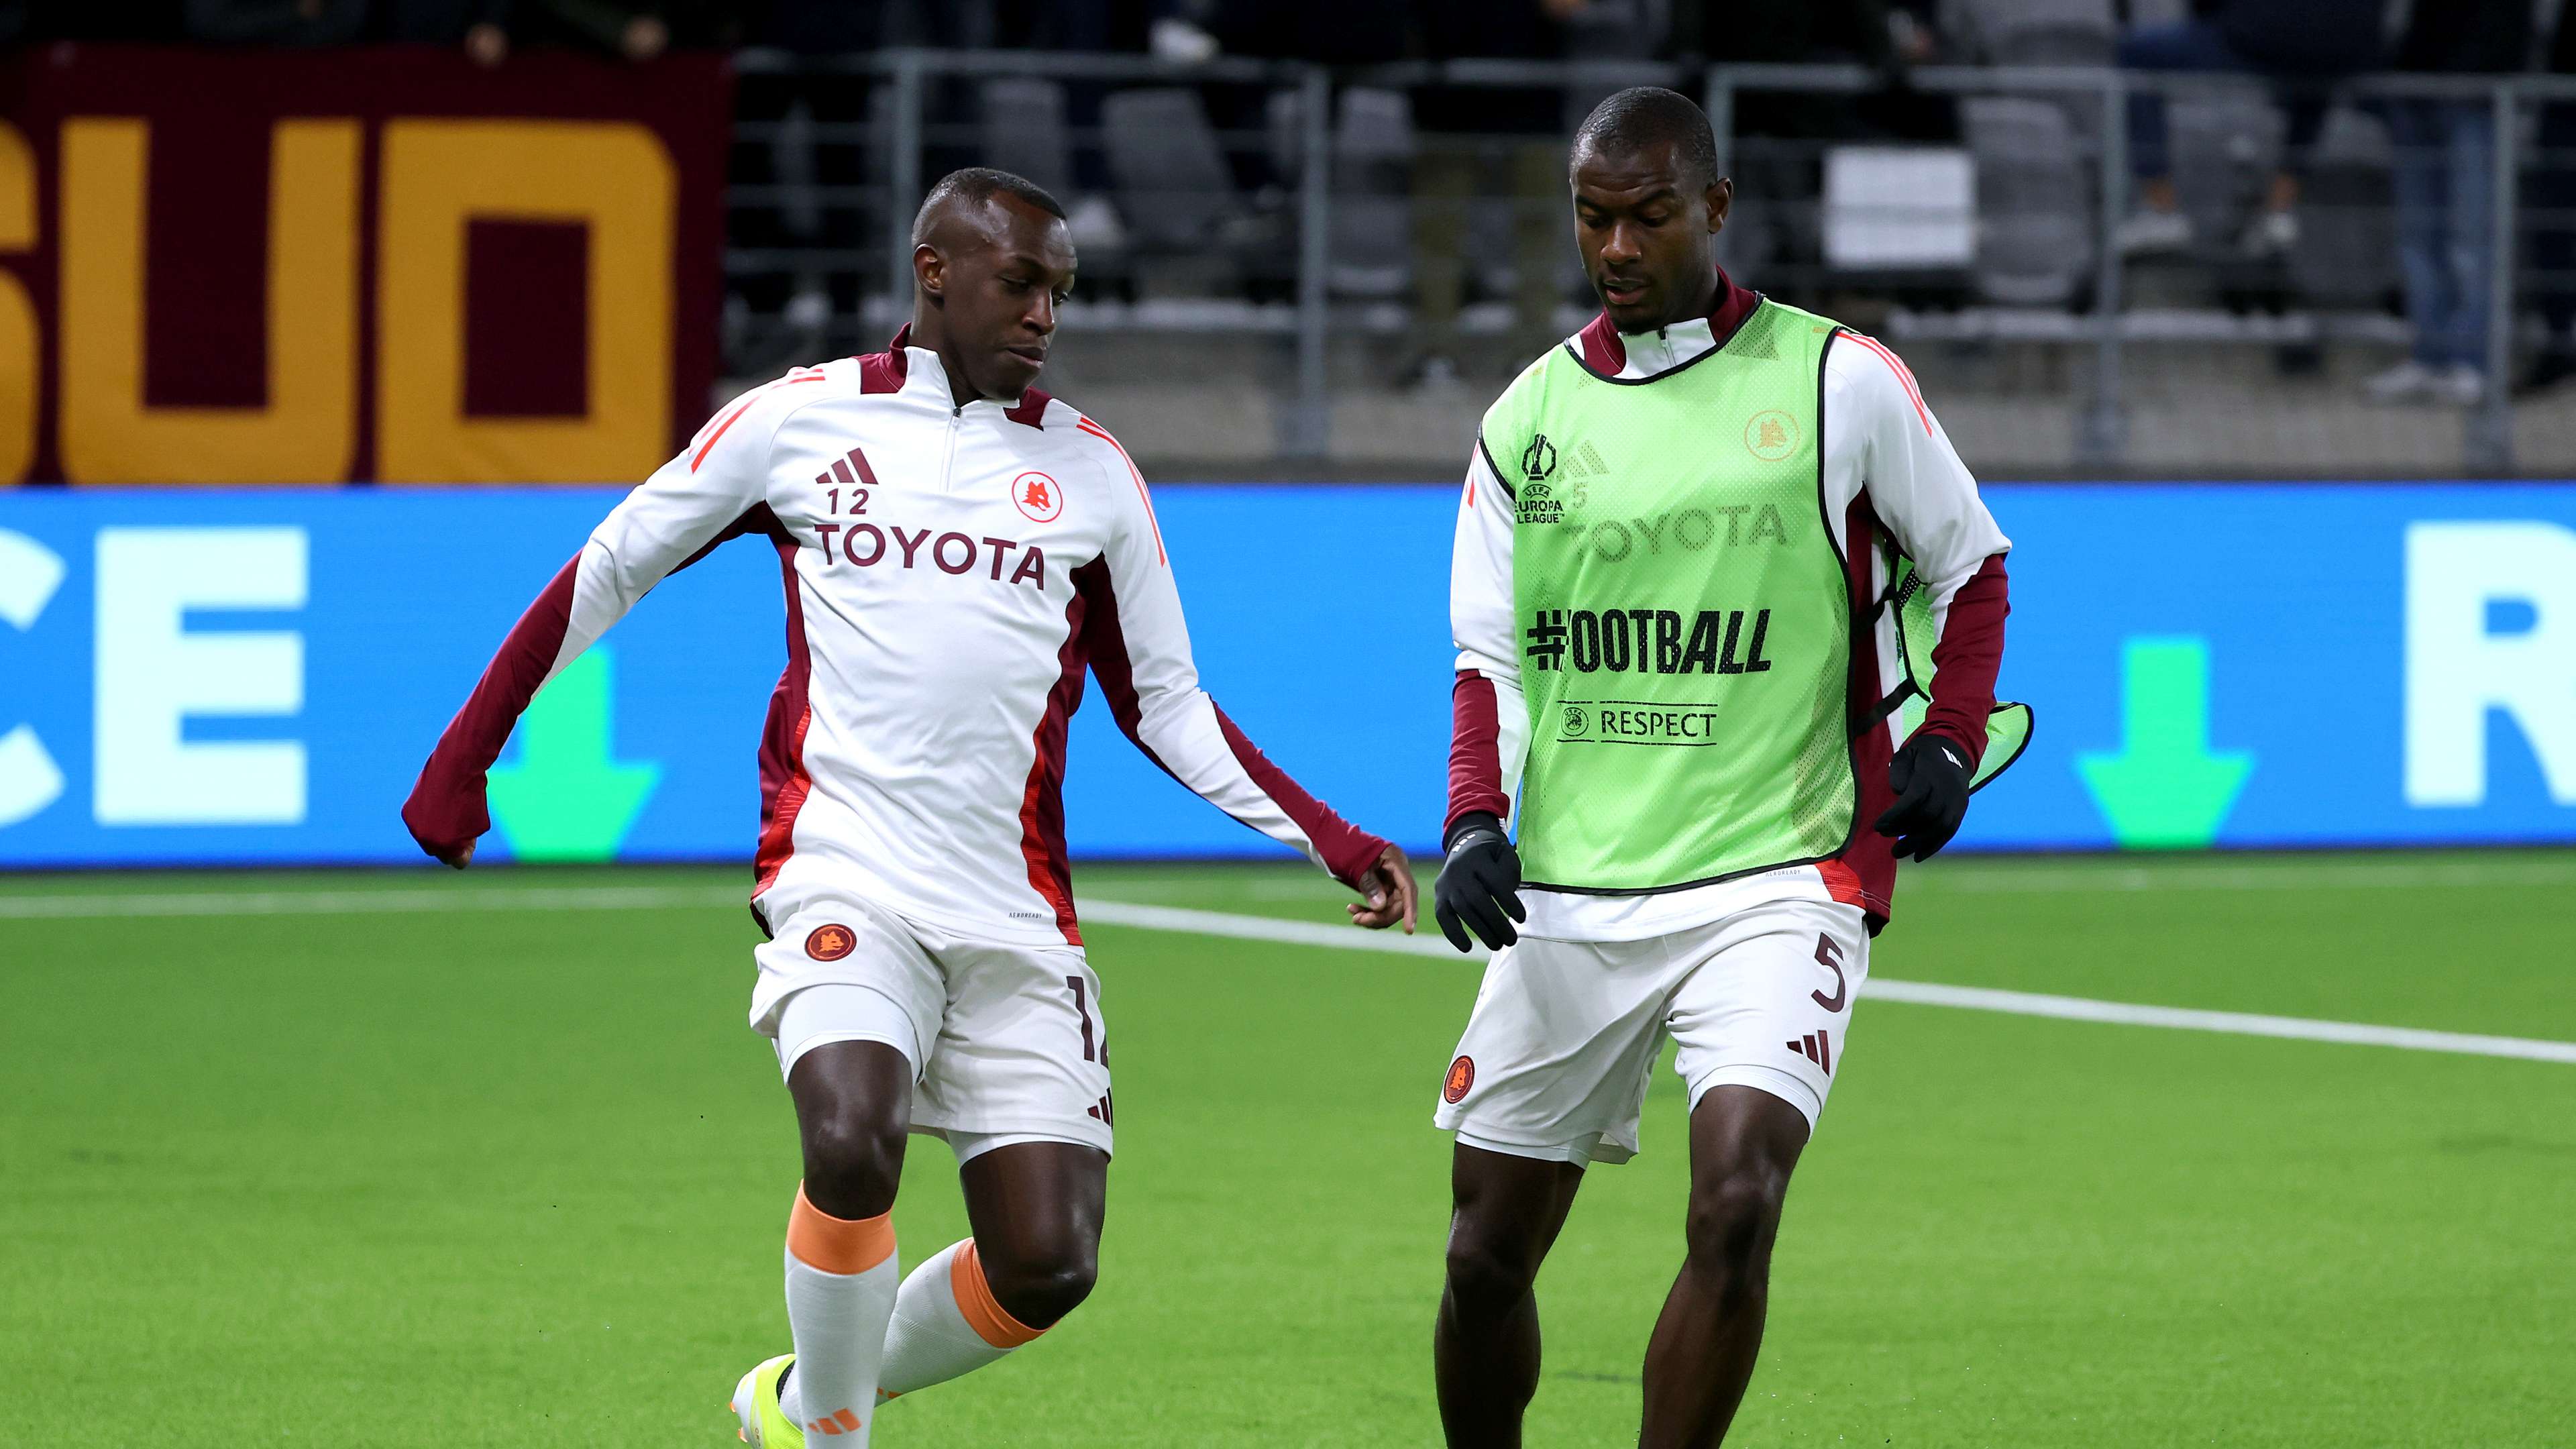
[1784, 1030, 1833, 1075]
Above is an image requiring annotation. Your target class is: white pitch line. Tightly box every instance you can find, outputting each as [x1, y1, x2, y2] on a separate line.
[1915, 857, 2576, 895]
[1859, 980, 2576, 1065]
[1073, 901, 2576, 1066]
[3, 883, 2571, 1067]
[0, 884, 747, 920]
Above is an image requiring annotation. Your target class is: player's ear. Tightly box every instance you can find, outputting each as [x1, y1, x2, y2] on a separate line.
[913, 241, 945, 300]
[1707, 176, 1732, 235]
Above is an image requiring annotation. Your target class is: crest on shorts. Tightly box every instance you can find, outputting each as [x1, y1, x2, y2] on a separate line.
[806, 923, 857, 962]
[1443, 1055, 1476, 1104]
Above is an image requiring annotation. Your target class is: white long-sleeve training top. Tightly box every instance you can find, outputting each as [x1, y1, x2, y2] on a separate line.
[407, 331, 1388, 947]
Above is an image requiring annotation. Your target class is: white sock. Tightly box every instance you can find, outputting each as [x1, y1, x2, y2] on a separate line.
[877, 1239, 1046, 1401]
[778, 1187, 900, 1443]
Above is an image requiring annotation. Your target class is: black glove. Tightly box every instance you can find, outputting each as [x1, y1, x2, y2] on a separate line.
[1874, 733, 1973, 862]
[1434, 811, 1525, 953]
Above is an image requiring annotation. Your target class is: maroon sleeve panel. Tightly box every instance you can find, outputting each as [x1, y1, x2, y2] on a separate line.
[400, 553, 580, 857]
[1446, 669, 1508, 841]
[1917, 553, 2010, 766]
[1211, 706, 1390, 888]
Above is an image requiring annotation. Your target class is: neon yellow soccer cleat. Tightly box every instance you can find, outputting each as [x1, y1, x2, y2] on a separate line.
[729, 1354, 802, 1448]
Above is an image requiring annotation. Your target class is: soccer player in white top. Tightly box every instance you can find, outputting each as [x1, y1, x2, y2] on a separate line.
[402, 168, 1418, 1447]
[1425, 93, 2015, 1446]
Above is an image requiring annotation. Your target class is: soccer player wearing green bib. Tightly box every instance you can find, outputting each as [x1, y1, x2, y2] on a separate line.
[1428, 89, 2022, 1448]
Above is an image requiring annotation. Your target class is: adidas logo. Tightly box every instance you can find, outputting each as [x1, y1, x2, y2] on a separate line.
[1563, 439, 1612, 479]
[1785, 1030, 1834, 1075]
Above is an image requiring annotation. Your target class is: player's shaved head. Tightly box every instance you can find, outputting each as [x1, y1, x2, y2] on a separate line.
[907, 168, 1076, 406]
[912, 166, 1069, 247]
[1570, 87, 1720, 190]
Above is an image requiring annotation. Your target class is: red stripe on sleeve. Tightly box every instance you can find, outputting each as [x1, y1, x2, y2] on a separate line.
[1212, 706, 1389, 888]
[1077, 417, 1165, 564]
[1446, 669, 1508, 839]
[1842, 332, 1933, 437]
[1917, 554, 2010, 767]
[690, 395, 762, 472]
[402, 553, 581, 857]
[690, 372, 826, 471]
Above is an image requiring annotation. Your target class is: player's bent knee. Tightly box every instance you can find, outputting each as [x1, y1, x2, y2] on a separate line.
[799, 1112, 908, 1216]
[1442, 1228, 1540, 1316]
[1683, 1166, 1788, 1275]
[983, 1240, 1097, 1330]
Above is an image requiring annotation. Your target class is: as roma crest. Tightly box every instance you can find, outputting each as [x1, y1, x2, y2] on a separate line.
[1012, 471, 1065, 523]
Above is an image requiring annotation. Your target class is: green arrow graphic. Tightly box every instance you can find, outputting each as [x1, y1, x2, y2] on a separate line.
[486, 649, 661, 862]
[2075, 637, 2254, 850]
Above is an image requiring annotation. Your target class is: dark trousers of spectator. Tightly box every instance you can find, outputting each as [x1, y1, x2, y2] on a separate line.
[2119, 19, 2330, 182]
[2386, 100, 2493, 372]
[1413, 138, 1566, 367]
[2531, 103, 2576, 347]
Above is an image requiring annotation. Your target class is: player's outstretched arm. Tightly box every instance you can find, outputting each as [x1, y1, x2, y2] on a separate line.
[402, 376, 801, 867]
[1073, 418, 1415, 930]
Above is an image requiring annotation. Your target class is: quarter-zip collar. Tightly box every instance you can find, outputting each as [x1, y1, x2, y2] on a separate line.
[881, 325, 1043, 419]
[1569, 267, 1762, 383]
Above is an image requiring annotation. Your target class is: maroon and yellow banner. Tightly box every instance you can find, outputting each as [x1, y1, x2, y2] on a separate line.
[0, 46, 731, 485]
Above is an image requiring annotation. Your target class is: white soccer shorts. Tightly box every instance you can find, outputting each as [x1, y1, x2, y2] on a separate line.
[751, 895, 1115, 1159]
[1432, 897, 1869, 1166]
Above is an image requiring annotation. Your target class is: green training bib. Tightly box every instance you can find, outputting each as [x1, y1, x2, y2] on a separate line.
[1487, 301, 1855, 892]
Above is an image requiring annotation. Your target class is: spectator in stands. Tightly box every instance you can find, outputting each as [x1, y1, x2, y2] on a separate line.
[1409, 0, 1579, 389]
[2524, 4, 2576, 392]
[998, 0, 1144, 253]
[1670, 0, 1943, 141]
[2366, 0, 2529, 406]
[372, 0, 515, 65]
[1177, 0, 1409, 66]
[2112, 0, 2387, 260]
[1666, 0, 1946, 289]
[1176, 0, 1413, 207]
[183, 0, 366, 44]
[465, 0, 739, 61]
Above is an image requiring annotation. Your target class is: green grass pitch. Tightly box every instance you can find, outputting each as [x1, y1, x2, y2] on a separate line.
[5, 853, 2573, 1446]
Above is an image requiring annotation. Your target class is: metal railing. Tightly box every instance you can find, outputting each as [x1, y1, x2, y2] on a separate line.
[727, 48, 2576, 473]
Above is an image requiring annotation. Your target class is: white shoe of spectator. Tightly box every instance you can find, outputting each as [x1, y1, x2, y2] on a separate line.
[2433, 363, 2487, 407]
[1067, 195, 1129, 254]
[2237, 209, 2299, 258]
[1150, 17, 1220, 63]
[2364, 359, 2442, 404]
[784, 286, 831, 334]
[2113, 208, 2193, 256]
